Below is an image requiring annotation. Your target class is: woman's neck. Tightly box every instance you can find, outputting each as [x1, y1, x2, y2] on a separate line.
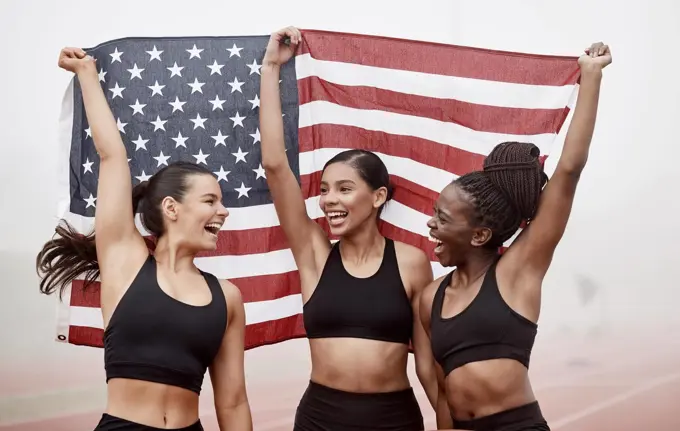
[153, 235, 197, 273]
[454, 249, 499, 287]
[339, 222, 384, 266]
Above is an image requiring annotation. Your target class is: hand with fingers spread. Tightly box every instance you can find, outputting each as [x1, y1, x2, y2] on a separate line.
[263, 26, 301, 68]
[578, 42, 612, 72]
[58, 47, 96, 74]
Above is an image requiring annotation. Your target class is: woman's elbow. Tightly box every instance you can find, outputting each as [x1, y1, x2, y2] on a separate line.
[415, 360, 433, 383]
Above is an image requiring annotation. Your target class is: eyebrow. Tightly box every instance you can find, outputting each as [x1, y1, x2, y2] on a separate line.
[434, 205, 452, 219]
[320, 179, 357, 185]
[201, 193, 220, 199]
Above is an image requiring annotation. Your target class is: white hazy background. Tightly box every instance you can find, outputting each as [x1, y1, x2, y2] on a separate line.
[1, 0, 679, 429]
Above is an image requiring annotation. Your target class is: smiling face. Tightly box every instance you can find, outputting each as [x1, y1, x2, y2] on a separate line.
[427, 183, 492, 267]
[162, 173, 229, 252]
[318, 161, 387, 237]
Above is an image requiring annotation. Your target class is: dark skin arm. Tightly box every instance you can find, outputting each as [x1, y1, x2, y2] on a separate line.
[504, 43, 612, 282]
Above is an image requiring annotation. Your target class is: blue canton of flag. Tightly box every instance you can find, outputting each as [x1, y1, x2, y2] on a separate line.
[70, 36, 300, 217]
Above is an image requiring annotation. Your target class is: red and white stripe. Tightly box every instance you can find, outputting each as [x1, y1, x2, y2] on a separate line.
[55, 30, 580, 350]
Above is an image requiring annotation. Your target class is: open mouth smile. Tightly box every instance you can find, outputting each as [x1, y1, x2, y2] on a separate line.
[326, 211, 348, 226]
[204, 222, 222, 238]
[429, 234, 444, 254]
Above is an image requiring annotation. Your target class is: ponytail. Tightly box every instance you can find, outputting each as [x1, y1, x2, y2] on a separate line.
[36, 182, 150, 299]
[36, 221, 99, 299]
[482, 142, 546, 221]
[132, 181, 148, 215]
[453, 141, 547, 248]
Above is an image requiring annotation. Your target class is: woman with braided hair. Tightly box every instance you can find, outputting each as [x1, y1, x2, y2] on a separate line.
[419, 42, 612, 430]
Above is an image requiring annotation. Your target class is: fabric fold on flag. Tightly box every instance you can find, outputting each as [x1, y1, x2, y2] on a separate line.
[53, 29, 581, 350]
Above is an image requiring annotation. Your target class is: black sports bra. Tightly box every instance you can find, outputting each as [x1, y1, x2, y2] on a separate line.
[303, 239, 413, 345]
[430, 258, 537, 376]
[104, 255, 227, 394]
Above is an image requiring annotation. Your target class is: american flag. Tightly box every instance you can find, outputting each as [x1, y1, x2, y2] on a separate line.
[54, 30, 581, 349]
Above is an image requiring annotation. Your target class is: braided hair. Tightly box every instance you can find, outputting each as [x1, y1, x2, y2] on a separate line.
[453, 141, 548, 248]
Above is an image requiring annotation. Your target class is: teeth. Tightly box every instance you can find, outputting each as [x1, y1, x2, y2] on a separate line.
[327, 211, 348, 218]
[428, 236, 442, 245]
[205, 222, 222, 236]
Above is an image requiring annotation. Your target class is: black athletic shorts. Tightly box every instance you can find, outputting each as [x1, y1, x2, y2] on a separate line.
[93, 413, 203, 430]
[294, 380, 424, 431]
[453, 401, 550, 431]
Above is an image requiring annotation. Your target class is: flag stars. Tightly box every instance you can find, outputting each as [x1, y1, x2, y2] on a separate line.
[172, 131, 189, 148]
[154, 150, 170, 167]
[82, 158, 94, 174]
[129, 99, 146, 116]
[150, 116, 167, 131]
[249, 128, 260, 144]
[193, 149, 210, 165]
[190, 113, 208, 130]
[247, 59, 262, 75]
[248, 94, 260, 109]
[167, 62, 184, 78]
[187, 44, 203, 59]
[230, 111, 246, 128]
[228, 77, 245, 93]
[232, 147, 248, 164]
[207, 60, 225, 75]
[146, 45, 163, 61]
[109, 48, 123, 63]
[98, 68, 107, 82]
[235, 182, 251, 198]
[209, 95, 226, 111]
[227, 43, 243, 57]
[187, 77, 205, 94]
[214, 166, 230, 182]
[253, 164, 266, 180]
[127, 63, 144, 80]
[132, 135, 149, 151]
[212, 130, 229, 146]
[109, 82, 125, 99]
[136, 171, 152, 183]
[116, 118, 128, 134]
[169, 96, 186, 113]
[84, 127, 92, 138]
[84, 193, 97, 208]
[148, 80, 165, 97]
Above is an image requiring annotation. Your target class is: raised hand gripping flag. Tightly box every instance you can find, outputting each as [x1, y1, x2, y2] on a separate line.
[54, 30, 580, 349]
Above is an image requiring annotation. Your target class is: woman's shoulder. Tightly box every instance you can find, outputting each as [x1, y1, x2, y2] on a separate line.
[393, 240, 430, 269]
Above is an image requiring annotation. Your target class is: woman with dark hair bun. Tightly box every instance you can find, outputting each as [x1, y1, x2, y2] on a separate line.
[36, 47, 252, 431]
[259, 27, 443, 430]
[420, 42, 613, 430]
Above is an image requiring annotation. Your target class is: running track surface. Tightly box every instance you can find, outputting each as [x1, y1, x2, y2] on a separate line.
[2, 328, 679, 431]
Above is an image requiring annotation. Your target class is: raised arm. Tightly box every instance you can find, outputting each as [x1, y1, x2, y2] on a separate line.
[510, 42, 612, 277]
[260, 28, 329, 280]
[209, 281, 252, 431]
[60, 49, 146, 270]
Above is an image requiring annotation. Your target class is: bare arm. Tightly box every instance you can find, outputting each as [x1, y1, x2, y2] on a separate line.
[61, 49, 146, 273]
[418, 276, 454, 430]
[209, 281, 252, 431]
[260, 28, 328, 280]
[508, 43, 612, 278]
[434, 364, 453, 429]
[401, 246, 437, 409]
